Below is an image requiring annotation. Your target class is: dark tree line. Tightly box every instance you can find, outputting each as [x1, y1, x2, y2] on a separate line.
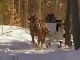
[65, 0, 80, 50]
[70, 0, 80, 50]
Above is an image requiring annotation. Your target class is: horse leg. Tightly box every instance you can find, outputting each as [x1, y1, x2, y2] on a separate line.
[41, 38, 43, 50]
[38, 37, 40, 46]
[40, 35, 44, 49]
[42, 35, 46, 48]
[37, 34, 43, 49]
[43, 33, 51, 49]
[31, 35, 35, 48]
[37, 35, 41, 47]
[42, 34, 47, 43]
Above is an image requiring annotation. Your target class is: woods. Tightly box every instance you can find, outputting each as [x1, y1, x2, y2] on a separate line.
[0, 0, 80, 50]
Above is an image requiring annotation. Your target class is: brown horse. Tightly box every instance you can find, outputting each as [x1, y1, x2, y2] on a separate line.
[28, 15, 49, 49]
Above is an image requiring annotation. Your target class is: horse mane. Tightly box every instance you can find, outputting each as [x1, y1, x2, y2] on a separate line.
[39, 20, 49, 31]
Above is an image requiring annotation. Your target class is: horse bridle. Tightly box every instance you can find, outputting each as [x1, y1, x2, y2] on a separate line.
[29, 18, 49, 33]
[29, 18, 41, 30]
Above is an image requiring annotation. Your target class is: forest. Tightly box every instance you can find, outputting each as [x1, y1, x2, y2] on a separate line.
[0, 0, 80, 50]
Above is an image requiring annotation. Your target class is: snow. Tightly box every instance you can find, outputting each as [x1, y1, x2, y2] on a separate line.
[0, 25, 79, 60]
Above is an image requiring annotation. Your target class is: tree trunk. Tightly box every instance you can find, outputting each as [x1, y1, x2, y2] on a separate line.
[56, 0, 60, 19]
[39, 0, 42, 20]
[65, 0, 71, 47]
[9, 0, 15, 26]
[23, 0, 28, 28]
[20, 0, 28, 28]
[70, 0, 80, 50]
[20, 0, 24, 27]
[14, 0, 20, 14]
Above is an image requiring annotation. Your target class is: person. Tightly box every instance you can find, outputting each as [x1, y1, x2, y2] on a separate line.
[46, 12, 56, 23]
[55, 21, 65, 40]
[62, 23, 65, 38]
[56, 20, 62, 32]
[56, 22, 61, 32]
[50, 13, 56, 22]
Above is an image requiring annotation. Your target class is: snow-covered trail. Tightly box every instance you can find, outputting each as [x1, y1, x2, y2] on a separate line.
[0, 25, 79, 60]
[0, 25, 58, 50]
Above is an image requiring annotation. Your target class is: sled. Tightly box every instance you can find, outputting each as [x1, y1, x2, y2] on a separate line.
[46, 23, 56, 33]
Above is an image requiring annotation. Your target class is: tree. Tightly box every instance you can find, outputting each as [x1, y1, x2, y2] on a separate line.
[20, 0, 24, 27]
[39, 0, 41, 20]
[70, 0, 80, 50]
[0, 0, 9, 25]
[20, 0, 27, 27]
[20, 0, 28, 28]
[65, 0, 71, 47]
[23, 0, 28, 28]
[14, 0, 20, 14]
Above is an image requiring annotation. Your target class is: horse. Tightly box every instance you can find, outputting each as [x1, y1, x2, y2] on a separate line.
[28, 15, 49, 49]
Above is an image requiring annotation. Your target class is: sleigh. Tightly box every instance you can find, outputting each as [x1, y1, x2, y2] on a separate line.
[46, 22, 64, 48]
[46, 23, 56, 33]
[46, 20, 62, 33]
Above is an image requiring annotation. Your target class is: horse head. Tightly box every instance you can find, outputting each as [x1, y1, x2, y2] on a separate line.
[28, 15, 40, 30]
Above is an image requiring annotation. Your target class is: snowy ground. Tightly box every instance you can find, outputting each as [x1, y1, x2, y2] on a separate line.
[0, 25, 80, 60]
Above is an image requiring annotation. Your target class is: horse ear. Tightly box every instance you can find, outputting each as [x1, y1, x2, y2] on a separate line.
[27, 20, 30, 23]
[28, 18, 31, 21]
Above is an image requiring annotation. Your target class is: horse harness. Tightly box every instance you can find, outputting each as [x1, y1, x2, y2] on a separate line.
[29, 18, 49, 34]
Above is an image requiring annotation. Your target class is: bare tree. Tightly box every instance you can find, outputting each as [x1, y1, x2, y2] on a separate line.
[65, 0, 71, 47]
[39, 0, 42, 20]
[14, 0, 20, 14]
[23, 0, 28, 28]
[70, 0, 80, 50]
